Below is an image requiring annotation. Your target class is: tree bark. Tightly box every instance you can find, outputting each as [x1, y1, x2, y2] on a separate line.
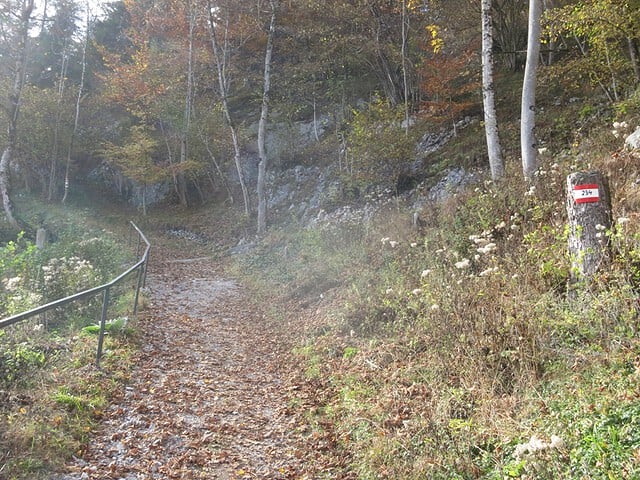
[627, 37, 640, 84]
[208, 3, 250, 216]
[566, 171, 612, 283]
[49, 49, 70, 202]
[401, 0, 410, 136]
[63, 1, 90, 204]
[176, 0, 198, 207]
[257, 1, 277, 235]
[521, 0, 541, 180]
[481, 0, 504, 181]
[1, 0, 35, 229]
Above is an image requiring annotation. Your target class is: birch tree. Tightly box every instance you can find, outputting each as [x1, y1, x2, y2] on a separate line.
[0, 0, 35, 229]
[256, 0, 277, 234]
[521, 0, 542, 180]
[46, 0, 80, 201]
[62, 0, 90, 204]
[481, 0, 504, 180]
[207, 1, 250, 216]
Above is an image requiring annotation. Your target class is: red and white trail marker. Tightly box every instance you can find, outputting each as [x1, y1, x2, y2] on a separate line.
[572, 183, 600, 204]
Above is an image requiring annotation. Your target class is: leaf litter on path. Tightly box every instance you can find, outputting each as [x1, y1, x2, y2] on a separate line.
[52, 245, 319, 480]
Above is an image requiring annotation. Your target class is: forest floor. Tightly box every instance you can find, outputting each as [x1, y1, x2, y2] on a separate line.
[54, 238, 344, 480]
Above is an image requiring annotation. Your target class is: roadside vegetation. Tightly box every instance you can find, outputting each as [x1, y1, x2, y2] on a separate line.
[0, 199, 139, 479]
[0, 0, 639, 476]
[229, 89, 640, 478]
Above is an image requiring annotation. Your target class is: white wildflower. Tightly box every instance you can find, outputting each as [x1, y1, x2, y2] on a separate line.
[472, 236, 490, 247]
[550, 435, 564, 449]
[3, 276, 22, 292]
[421, 269, 432, 278]
[411, 288, 422, 295]
[617, 217, 630, 224]
[430, 304, 439, 311]
[385, 288, 394, 295]
[514, 434, 564, 460]
[479, 267, 499, 277]
[595, 224, 607, 231]
[455, 258, 470, 269]
[477, 243, 497, 255]
[389, 240, 398, 248]
[410, 242, 417, 248]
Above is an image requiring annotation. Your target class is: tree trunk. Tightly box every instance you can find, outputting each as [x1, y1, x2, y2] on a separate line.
[176, 0, 198, 208]
[521, 0, 542, 180]
[481, 0, 504, 181]
[0, 148, 19, 228]
[49, 50, 70, 202]
[257, 1, 277, 235]
[63, 2, 90, 205]
[1, 0, 35, 229]
[208, 4, 250, 216]
[566, 171, 612, 283]
[627, 37, 640, 85]
[401, 0, 410, 136]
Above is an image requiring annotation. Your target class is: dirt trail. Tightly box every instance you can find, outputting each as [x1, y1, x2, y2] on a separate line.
[57, 243, 315, 479]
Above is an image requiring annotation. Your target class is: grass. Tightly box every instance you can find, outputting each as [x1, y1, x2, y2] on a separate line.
[228, 90, 640, 478]
[2, 75, 639, 480]
[0, 198, 141, 479]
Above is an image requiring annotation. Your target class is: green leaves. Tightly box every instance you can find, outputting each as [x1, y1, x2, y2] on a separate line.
[543, 0, 640, 100]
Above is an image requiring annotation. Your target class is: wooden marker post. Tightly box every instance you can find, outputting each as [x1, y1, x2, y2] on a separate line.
[35, 228, 47, 249]
[566, 171, 612, 283]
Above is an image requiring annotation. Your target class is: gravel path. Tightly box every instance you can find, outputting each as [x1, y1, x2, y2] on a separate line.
[54, 245, 308, 480]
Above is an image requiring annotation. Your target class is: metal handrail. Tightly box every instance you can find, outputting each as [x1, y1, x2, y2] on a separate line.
[0, 221, 151, 367]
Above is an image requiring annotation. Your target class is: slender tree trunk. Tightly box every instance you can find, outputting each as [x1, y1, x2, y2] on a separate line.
[198, 128, 234, 202]
[369, 4, 401, 106]
[207, 3, 250, 216]
[521, 0, 542, 180]
[0, 148, 18, 228]
[49, 49, 70, 202]
[159, 121, 180, 198]
[176, 0, 197, 207]
[257, 1, 277, 235]
[481, 0, 504, 180]
[63, 2, 90, 205]
[401, 0, 410, 136]
[628, 37, 640, 84]
[1, 0, 35, 229]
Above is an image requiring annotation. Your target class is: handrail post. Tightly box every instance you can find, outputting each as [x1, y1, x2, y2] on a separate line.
[142, 250, 149, 288]
[132, 264, 144, 316]
[96, 286, 111, 368]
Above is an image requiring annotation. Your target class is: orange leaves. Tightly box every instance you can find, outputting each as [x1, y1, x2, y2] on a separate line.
[55, 249, 339, 479]
[419, 44, 480, 122]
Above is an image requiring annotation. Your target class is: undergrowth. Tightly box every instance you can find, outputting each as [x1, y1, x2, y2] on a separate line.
[231, 119, 640, 478]
[0, 202, 140, 479]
